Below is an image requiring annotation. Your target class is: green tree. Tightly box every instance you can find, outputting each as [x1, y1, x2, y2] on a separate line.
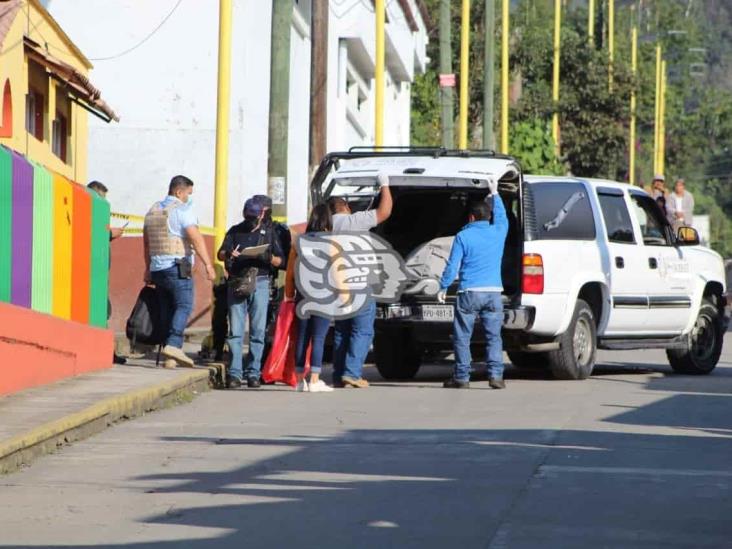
[411, 0, 732, 255]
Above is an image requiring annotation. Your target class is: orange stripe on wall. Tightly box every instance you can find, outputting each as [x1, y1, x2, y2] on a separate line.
[71, 184, 91, 324]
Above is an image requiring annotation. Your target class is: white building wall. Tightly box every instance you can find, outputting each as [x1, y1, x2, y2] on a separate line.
[287, 11, 312, 224]
[45, 0, 427, 227]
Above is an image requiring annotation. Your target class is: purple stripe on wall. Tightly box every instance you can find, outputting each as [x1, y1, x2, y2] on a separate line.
[11, 152, 32, 308]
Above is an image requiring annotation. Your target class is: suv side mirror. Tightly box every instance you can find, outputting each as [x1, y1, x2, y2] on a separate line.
[677, 226, 700, 246]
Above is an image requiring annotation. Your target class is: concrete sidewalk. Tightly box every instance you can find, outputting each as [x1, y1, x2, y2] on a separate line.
[0, 358, 214, 475]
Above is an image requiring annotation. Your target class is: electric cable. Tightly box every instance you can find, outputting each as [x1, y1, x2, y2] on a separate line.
[88, 0, 183, 61]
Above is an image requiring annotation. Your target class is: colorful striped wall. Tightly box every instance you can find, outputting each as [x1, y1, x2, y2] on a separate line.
[0, 145, 109, 328]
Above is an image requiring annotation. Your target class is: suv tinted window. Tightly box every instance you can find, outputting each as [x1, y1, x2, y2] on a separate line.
[598, 192, 635, 244]
[630, 193, 672, 246]
[528, 182, 596, 240]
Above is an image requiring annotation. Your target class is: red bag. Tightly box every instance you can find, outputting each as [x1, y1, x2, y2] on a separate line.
[262, 301, 311, 387]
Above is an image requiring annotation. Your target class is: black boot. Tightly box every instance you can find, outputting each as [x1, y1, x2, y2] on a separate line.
[489, 378, 506, 389]
[443, 378, 470, 389]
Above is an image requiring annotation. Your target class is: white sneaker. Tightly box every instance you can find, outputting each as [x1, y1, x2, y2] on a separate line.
[308, 380, 334, 393]
[296, 380, 309, 392]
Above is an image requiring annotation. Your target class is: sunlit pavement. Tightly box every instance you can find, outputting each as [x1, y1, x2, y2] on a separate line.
[1, 335, 731, 548]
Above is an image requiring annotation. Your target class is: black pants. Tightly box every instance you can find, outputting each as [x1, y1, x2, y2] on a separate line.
[212, 282, 229, 360]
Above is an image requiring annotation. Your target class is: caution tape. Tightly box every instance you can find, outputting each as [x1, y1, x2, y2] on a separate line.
[111, 212, 215, 236]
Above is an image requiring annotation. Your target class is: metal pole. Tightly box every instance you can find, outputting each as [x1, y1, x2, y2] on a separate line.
[439, 0, 454, 149]
[659, 59, 667, 176]
[213, 0, 232, 264]
[608, 0, 614, 91]
[267, 0, 292, 222]
[459, 0, 470, 149]
[588, 0, 595, 44]
[375, 0, 385, 148]
[500, 0, 509, 154]
[483, 0, 495, 149]
[551, 0, 561, 154]
[653, 45, 661, 174]
[629, 26, 638, 185]
[309, 0, 328, 171]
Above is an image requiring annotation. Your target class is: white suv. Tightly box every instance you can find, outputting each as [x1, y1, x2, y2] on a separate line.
[310, 148, 728, 380]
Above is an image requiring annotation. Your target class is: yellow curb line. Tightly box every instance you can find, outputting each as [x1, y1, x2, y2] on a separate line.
[0, 369, 211, 469]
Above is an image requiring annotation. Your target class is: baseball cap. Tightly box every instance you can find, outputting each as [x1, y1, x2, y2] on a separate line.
[243, 194, 273, 217]
[653, 174, 665, 182]
[252, 194, 273, 209]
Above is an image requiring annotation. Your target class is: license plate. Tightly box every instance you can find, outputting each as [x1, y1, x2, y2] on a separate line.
[420, 305, 454, 322]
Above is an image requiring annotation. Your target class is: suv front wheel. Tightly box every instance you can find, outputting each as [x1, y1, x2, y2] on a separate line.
[548, 299, 597, 380]
[374, 328, 423, 380]
[666, 298, 723, 375]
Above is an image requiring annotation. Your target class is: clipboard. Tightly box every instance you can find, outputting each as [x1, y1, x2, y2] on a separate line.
[239, 244, 270, 258]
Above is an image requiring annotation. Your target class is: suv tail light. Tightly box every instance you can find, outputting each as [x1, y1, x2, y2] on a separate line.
[522, 254, 544, 294]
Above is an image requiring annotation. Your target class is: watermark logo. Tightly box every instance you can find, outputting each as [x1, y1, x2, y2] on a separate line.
[295, 232, 410, 320]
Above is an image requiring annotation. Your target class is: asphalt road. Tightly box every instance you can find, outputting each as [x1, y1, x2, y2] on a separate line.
[2, 336, 732, 549]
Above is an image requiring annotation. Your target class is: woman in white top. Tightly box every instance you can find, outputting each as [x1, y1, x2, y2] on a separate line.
[667, 179, 695, 230]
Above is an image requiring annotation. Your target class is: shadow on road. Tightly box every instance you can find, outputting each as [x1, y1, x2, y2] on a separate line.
[11, 420, 732, 548]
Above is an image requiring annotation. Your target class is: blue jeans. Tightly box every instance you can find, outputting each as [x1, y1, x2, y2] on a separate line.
[227, 277, 270, 381]
[333, 300, 376, 382]
[295, 314, 331, 375]
[453, 291, 504, 381]
[151, 266, 193, 349]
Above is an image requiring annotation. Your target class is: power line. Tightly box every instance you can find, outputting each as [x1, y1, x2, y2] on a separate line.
[88, 0, 183, 61]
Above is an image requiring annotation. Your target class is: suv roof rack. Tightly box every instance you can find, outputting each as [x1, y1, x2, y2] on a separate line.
[345, 146, 507, 159]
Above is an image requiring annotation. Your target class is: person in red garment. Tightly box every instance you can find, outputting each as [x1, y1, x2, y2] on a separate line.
[284, 204, 335, 393]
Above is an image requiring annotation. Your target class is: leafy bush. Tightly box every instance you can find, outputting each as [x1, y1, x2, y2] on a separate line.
[509, 119, 563, 175]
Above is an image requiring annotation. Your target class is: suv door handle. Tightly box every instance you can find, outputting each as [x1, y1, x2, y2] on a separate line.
[615, 257, 625, 269]
[649, 257, 658, 269]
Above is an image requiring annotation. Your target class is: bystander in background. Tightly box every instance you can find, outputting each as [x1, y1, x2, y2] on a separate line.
[667, 178, 695, 231]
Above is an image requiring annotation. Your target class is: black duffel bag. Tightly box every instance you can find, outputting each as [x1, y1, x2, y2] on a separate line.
[126, 286, 172, 347]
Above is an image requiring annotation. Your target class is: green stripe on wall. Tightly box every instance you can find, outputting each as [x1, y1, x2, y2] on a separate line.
[31, 163, 54, 314]
[88, 191, 110, 328]
[0, 147, 12, 303]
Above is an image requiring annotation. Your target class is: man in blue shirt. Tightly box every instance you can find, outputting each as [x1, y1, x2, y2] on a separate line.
[143, 175, 216, 367]
[438, 178, 509, 389]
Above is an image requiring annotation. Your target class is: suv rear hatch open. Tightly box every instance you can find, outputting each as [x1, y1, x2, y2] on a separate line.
[311, 149, 529, 319]
[310, 148, 533, 379]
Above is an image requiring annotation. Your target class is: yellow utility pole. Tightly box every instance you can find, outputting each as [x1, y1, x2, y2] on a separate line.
[659, 60, 667, 176]
[588, 0, 594, 43]
[653, 45, 661, 174]
[500, 0, 509, 154]
[459, 0, 470, 149]
[608, 0, 614, 91]
[375, 0, 385, 148]
[551, 0, 561, 153]
[213, 0, 232, 264]
[629, 26, 638, 185]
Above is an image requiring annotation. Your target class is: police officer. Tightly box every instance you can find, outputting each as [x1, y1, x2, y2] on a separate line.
[143, 175, 216, 368]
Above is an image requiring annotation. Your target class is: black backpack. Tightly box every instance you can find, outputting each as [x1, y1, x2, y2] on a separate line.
[126, 286, 172, 346]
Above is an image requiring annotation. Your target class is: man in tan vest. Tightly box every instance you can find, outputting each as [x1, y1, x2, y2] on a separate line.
[143, 175, 215, 367]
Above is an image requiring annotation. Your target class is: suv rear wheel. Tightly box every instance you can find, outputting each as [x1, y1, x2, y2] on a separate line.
[548, 299, 597, 380]
[667, 298, 723, 375]
[374, 328, 422, 380]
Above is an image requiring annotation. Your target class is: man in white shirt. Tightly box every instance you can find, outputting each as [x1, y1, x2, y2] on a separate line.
[326, 173, 393, 388]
